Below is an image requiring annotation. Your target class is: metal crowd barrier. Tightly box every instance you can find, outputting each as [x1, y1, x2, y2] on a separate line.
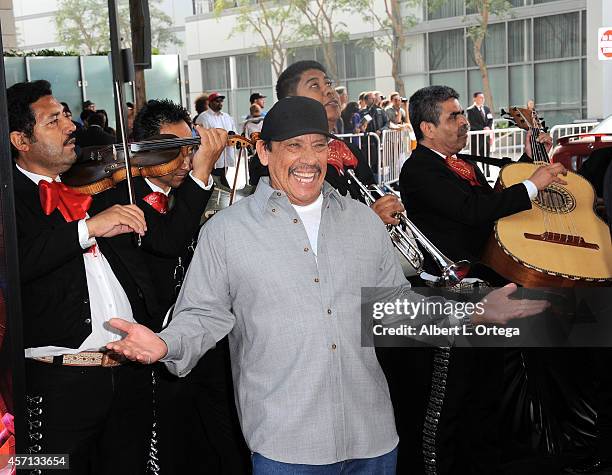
[337, 120, 597, 188]
[549, 122, 599, 144]
[336, 131, 381, 175]
[380, 129, 413, 185]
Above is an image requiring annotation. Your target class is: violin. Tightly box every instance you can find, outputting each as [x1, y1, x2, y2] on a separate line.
[62, 132, 259, 195]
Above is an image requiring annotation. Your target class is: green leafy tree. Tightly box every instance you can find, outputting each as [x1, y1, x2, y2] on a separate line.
[429, 0, 511, 114]
[290, 0, 354, 80]
[215, 0, 294, 80]
[464, 0, 511, 115]
[55, 0, 181, 55]
[360, 0, 421, 97]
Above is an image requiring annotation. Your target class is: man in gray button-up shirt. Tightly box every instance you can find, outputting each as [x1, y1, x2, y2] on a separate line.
[107, 97, 548, 471]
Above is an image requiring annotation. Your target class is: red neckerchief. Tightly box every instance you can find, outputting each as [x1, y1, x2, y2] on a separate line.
[328, 139, 358, 175]
[445, 155, 481, 187]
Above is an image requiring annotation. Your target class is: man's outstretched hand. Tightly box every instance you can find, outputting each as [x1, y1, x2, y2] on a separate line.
[106, 318, 168, 364]
[474, 283, 550, 325]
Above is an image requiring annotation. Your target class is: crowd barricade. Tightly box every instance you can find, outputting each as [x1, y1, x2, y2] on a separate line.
[550, 122, 599, 144]
[336, 131, 381, 174]
[379, 129, 413, 185]
[461, 128, 526, 182]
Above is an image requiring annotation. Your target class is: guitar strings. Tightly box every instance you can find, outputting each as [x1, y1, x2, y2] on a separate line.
[532, 128, 578, 242]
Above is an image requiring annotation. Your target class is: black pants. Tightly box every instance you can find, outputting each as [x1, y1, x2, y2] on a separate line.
[25, 359, 152, 475]
[156, 338, 250, 474]
[378, 347, 504, 475]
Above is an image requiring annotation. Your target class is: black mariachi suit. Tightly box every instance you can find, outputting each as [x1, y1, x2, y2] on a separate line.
[399, 144, 531, 273]
[15, 167, 210, 475]
[379, 145, 532, 474]
[136, 179, 250, 475]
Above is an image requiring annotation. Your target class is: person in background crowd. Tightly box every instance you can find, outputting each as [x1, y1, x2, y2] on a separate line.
[527, 99, 536, 111]
[363, 91, 388, 134]
[248, 92, 267, 117]
[96, 109, 116, 137]
[386, 92, 407, 127]
[75, 111, 116, 148]
[335, 86, 348, 111]
[193, 93, 209, 124]
[196, 92, 236, 188]
[61, 102, 82, 131]
[466, 91, 493, 158]
[244, 103, 264, 137]
[358, 91, 367, 111]
[341, 101, 365, 134]
[79, 109, 95, 128]
[82, 100, 96, 112]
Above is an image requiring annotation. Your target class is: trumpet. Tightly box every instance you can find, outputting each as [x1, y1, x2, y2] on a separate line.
[346, 169, 470, 286]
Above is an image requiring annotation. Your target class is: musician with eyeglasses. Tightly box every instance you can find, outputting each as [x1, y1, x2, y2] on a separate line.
[391, 85, 566, 475]
[105, 96, 549, 474]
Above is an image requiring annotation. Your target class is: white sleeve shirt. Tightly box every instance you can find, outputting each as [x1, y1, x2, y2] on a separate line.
[17, 164, 136, 358]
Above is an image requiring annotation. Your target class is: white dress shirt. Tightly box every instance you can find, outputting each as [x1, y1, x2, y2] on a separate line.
[18, 165, 135, 358]
[197, 109, 237, 168]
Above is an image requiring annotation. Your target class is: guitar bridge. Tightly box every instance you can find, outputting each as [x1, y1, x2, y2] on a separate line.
[524, 232, 599, 250]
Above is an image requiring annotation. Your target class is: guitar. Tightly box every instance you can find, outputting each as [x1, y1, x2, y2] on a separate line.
[481, 107, 612, 287]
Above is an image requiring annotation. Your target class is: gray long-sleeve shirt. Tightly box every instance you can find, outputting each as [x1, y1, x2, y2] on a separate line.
[159, 178, 415, 464]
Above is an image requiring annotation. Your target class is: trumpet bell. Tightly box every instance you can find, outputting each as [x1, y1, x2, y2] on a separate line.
[441, 260, 471, 285]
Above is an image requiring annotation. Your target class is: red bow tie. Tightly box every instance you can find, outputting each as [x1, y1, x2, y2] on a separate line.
[445, 155, 481, 187]
[38, 180, 93, 222]
[143, 192, 169, 214]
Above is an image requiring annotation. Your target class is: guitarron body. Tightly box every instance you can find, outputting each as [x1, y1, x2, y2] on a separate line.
[482, 161, 612, 286]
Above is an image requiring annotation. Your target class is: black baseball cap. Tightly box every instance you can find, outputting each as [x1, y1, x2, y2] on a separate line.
[260, 96, 336, 142]
[250, 92, 266, 102]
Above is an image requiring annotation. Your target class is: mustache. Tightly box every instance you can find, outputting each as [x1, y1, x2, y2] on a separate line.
[459, 125, 470, 135]
[64, 132, 77, 146]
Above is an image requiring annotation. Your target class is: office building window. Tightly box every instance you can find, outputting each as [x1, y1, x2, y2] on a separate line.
[534, 13, 580, 61]
[429, 29, 465, 71]
[427, 0, 463, 20]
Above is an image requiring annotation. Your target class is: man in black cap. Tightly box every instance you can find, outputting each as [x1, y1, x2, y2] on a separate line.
[106, 96, 547, 474]
[248, 92, 266, 117]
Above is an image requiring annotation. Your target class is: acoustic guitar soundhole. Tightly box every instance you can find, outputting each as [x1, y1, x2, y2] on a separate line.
[533, 185, 575, 214]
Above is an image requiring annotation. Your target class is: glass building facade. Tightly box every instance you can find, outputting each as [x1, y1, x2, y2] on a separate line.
[402, 2, 587, 126]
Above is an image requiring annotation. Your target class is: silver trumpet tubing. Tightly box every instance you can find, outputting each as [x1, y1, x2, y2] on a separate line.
[346, 169, 470, 286]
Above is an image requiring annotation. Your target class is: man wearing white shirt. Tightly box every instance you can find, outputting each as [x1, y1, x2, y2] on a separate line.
[196, 91, 236, 188]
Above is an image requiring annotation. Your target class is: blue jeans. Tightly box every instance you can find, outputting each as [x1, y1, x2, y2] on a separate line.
[252, 446, 397, 474]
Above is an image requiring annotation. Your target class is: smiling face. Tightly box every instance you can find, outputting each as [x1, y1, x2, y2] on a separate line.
[257, 133, 328, 206]
[294, 69, 340, 130]
[12, 95, 77, 177]
[150, 120, 193, 191]
[420, 98, 470, 156]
